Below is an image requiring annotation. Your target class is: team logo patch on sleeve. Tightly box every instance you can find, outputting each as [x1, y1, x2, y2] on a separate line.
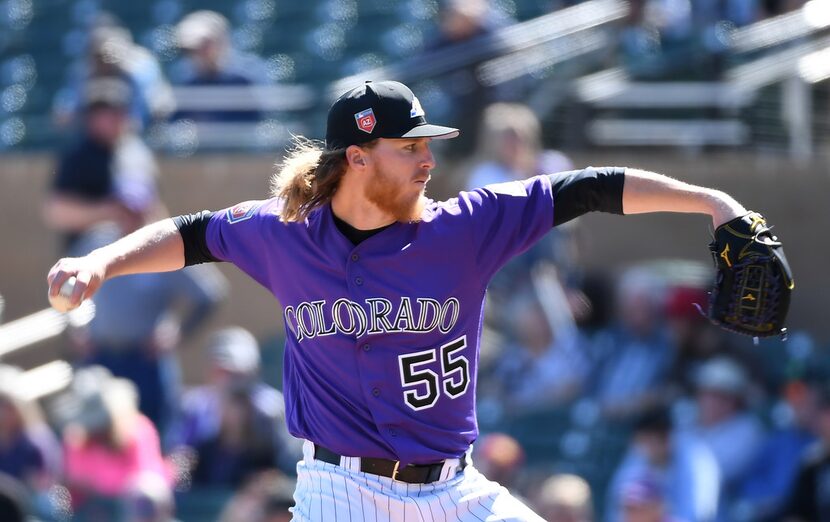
[354, 108, 377, 134]
[226, 202, 260, 224]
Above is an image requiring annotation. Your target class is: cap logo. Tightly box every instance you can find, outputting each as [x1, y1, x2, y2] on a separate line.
[410, 96, 425, 118]
[354, 108, 377, 134]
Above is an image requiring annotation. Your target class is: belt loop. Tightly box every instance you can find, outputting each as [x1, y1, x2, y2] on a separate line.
[391, 461, 400, 481]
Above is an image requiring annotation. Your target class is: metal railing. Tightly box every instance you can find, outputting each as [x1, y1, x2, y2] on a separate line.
[570, 0, 830, 155]
[0, 301, 94, 359]
[330, 0, 629, 97]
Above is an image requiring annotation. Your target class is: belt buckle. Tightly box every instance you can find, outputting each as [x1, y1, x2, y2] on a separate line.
[391, 461, 400, 481]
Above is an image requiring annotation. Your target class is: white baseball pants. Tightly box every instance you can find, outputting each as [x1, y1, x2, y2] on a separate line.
[291, 441, 544, 522]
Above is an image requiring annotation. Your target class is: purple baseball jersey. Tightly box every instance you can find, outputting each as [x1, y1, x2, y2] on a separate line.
[205, 175, 555, 465]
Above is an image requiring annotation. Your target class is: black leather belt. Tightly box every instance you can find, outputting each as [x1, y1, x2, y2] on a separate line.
[313, 444, 466, 484]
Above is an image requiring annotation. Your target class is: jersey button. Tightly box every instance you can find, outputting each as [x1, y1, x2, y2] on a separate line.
[351, 253, 359, 262]
[372, 388, 380, 397]
[355, 277, 364, 285]
[362, 344, 371, 352]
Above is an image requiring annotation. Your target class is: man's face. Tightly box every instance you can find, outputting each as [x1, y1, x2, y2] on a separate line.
[363, 138, 435, 223]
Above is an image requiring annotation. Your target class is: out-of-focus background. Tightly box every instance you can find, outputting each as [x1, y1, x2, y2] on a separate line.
[0, 0, 829, 520]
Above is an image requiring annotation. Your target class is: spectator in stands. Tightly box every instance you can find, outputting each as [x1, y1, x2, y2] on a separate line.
[57, 367, 173, 518]
[174, 327, 300, 487]
[464, 104, 579, 339]
[680, 356, 765, 515]
[664, 285, 729, 398]
[606, 406, 719, 522]
[466, 103, 573, 190]
[53, 14, 174, 131]
[217, 471, 295, 522]
[530, 473, 593, 522]
[590, 267, 675, 420]
[736, 354, 830, 520]
[45, 91, 226, 440]
[779, 381, 830, 521]
[490, 294, 588, 412]
[45, 77, 161, 256]
[736, 364, 826, 519]
[618, 0, 698, 79]
[472, 433, 526, 493]
[170, 10, 268, 123]
[617, 474, 676, 522]
[423, 0, 514, 157]
[0, 365, 62, 519]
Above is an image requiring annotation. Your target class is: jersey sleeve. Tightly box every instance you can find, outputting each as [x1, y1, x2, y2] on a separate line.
[458, 174, 555, 281]
[203, 200, 277, 289]
[550, 166, 625, 226]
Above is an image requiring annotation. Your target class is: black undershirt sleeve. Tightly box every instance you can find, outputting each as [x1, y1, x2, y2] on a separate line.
[173, 210, 221, 266]
[549, 166, 626, 227]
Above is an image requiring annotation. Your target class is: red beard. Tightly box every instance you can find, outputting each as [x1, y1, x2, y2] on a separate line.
[365, 165, 427, 223]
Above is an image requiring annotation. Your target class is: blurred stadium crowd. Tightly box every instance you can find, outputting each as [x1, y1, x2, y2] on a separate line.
[1, 0, 829, 521]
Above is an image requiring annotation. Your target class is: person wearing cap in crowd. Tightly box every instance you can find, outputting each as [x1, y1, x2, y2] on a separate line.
[45, 76, 161, 256]
[169, 10, 268, 124]
[681, 356, 765, 516]
[737, 360, 828, 520]
[422, 0, 515, 157]
[590, 267, 674, 421]
[52, 13, 175, 131]
[48, 79, 758, 520]
[56, 367, 173, 518]
[606, 406, 719, 522]
[172, 327, 300, 486]
[45, 77, 227, 440]
[780, 381, 830, 522]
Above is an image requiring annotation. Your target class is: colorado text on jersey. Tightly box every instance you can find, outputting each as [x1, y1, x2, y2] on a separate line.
[283, 296, 460, 341]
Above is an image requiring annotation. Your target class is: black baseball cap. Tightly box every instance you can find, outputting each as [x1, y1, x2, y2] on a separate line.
[325, 81, 459, 150]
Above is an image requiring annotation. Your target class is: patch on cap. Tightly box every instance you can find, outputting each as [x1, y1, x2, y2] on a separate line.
[354, 108, 377, 134]
[410, 96, 425, 118]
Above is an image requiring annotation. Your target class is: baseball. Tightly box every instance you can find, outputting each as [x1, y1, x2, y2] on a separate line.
[48, 276, 79, 313]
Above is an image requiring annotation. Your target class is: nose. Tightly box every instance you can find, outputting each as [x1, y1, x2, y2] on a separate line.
[420, 144, 436, 170]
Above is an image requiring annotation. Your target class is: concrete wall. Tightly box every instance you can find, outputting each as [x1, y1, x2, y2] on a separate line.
[1, 152, 826, 378]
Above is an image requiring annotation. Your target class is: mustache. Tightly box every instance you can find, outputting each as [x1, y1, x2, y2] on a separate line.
[413, 170, 431, 182]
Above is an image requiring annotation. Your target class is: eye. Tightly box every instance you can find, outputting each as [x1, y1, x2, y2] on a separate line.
[404, 143, 417, 152]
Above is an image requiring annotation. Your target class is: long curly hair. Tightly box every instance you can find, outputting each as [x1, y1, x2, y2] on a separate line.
[270, 136, 376, 222]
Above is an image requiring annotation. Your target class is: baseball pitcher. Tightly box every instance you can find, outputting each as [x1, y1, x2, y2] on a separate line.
[47, 81, 791, 521]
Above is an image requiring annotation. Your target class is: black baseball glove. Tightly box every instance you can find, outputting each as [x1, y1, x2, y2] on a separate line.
[707, 212, 793, 337]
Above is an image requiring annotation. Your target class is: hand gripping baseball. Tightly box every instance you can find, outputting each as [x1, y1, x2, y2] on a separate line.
[46, 256, 107, 313]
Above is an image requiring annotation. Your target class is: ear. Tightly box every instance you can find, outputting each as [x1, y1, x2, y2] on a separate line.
[345, 145, 369, 169]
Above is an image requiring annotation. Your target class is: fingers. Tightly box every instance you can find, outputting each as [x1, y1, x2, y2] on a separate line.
[47, 260, 75, 298]
[46, 258, 98, 306]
